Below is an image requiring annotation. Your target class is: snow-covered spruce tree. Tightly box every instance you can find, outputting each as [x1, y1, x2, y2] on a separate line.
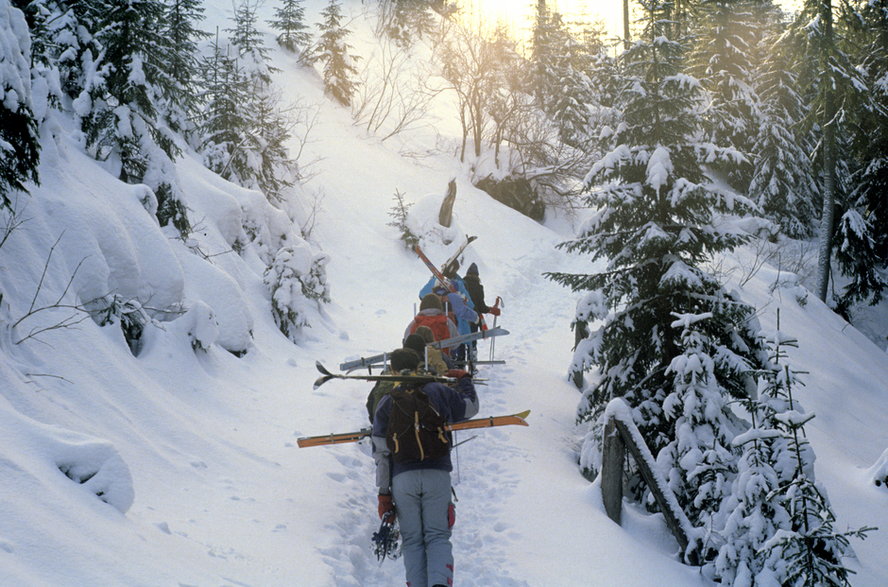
[268, 0, 312, 56]
[748, 9, 820, 239]
[387, 189, 418, 249]
[833, 0, 888, 310]
[78, 0, 190, 235]
[582, 33, 623, 165]
[160, 0, 210, 136]
[382, 0, 435, 47]
[712, 318, 800, 584]
[783, 0, 869, 302]
[198, 11, 297, 201]
[24, 0, 95, 104]
[656, 311, 756, 561]
[0, 0, 40, 210]
[714, 390, 789, 584]
[226, 0, 277, 87]
[197, 35, 252, 184]
[529, 0, 559, 109]
[246, 90, 298, 202]
[546, 18, 594, 150]
[753, 326, 872, 585]
[312, 0, 359, 107]
[687, 0, 765, 191]
[546, 0, 768, 489]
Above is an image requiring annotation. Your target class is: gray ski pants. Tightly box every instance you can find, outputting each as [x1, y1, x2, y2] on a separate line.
[392, 468, 454, 587]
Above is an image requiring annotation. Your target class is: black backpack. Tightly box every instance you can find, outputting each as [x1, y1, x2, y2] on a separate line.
[386, 384, 450, 463]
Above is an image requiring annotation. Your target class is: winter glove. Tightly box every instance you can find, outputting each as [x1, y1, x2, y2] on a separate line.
[488, 306, 501, 316]
[378, 493, 395, 520]
[448, 502, 456, 529]
[445, 369, 470, 379]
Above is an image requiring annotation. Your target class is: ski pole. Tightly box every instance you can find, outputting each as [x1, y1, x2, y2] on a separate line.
[489, 296, 503, 361]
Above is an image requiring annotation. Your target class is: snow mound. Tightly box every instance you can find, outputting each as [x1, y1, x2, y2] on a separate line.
[0, 395, 134, 514]
[869, 448, 888, 489]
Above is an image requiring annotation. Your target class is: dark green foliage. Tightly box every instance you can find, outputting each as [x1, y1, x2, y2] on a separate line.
[687, 0, 765, 190]
[313, 0, 360, 106]
[385, 0, 435, 46]
[387, 190, 419, 249]
[160, 0, 211, 133]
[834, 0, 888, 308]
[0, 80, 40, 209]
[546, 0, 766, 473]
[750, 33, 820, 238]
[197, 10, 297, 201]
[268, 0, 312, 54]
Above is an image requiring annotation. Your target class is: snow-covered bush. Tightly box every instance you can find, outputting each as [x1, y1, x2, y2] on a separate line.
[88, 294, 151, 356]
[657, 312, 746, 561]
[173, 300, 219, 352]
[264, 243, 329, 341]
[2, 398, 135, 514]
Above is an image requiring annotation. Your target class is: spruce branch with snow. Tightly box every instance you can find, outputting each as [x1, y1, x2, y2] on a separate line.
[311, 0, 360, 107]
[756, 364, 872, 586]
[0, 0, 40, 209]
[268, 0, 312, 57]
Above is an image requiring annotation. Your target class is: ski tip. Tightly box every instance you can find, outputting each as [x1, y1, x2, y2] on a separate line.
[315, 361, 331, 375]
[313, 374, 333, 390]
[515, 409, 531, 424]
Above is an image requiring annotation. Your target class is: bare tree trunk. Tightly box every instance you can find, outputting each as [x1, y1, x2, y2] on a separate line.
[438, 180, 457, 227]
[623, 0, 631, 50]
[816, 0, 837, 302]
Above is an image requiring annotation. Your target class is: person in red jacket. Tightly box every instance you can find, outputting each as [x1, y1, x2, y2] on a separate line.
[404, 293, 458, 355]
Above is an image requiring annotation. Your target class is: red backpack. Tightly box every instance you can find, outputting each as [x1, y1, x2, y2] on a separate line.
[409, 314, 452, 354]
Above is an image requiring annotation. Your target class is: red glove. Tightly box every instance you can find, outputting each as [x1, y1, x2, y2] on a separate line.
[445, 369, 470, 379]
[488, 306, 501, 316]
[378, 494, 395, 520]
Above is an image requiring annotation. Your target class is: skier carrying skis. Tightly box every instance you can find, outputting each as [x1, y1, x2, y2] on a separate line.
[419, 260, 477, 362]
[404, 332, 450, 375]
[405, 294, 459, 354]
[462, 262, 500, 361]
[372, 349, 478, 587]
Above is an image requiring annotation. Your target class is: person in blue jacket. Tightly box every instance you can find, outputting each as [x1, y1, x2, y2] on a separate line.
[373, 349, 479, 587]
[419, 260, 477, 362]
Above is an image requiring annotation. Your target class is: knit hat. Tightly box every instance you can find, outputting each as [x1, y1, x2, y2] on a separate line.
[466, 262, 479, 276]
[403, 334, 426, 358]
[390, 348, 420, 372]
[419, 292, 443, 311]
[414, 325, 435, 344]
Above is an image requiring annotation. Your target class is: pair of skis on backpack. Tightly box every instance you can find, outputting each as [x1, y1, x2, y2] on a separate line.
[337, 326, 509, 373]
[302, 360, 530, 448]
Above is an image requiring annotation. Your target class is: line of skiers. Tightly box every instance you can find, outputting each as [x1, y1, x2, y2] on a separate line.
[368, 261, 502, 587]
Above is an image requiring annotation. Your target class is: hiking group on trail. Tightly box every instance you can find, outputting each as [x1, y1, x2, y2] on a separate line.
[299, 239, 522, 587]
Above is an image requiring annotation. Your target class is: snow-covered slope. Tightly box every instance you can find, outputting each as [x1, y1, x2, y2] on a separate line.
[0, 1, 885, 585]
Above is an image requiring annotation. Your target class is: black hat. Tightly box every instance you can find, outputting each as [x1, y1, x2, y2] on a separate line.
[403, 334, 426, 358]
[466, 262, 479, 276]
[390, 348, 420, 372]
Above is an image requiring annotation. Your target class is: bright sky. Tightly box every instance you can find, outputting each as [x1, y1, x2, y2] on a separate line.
[457, 0, 803, 50]
[457, 0, 627, 45]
